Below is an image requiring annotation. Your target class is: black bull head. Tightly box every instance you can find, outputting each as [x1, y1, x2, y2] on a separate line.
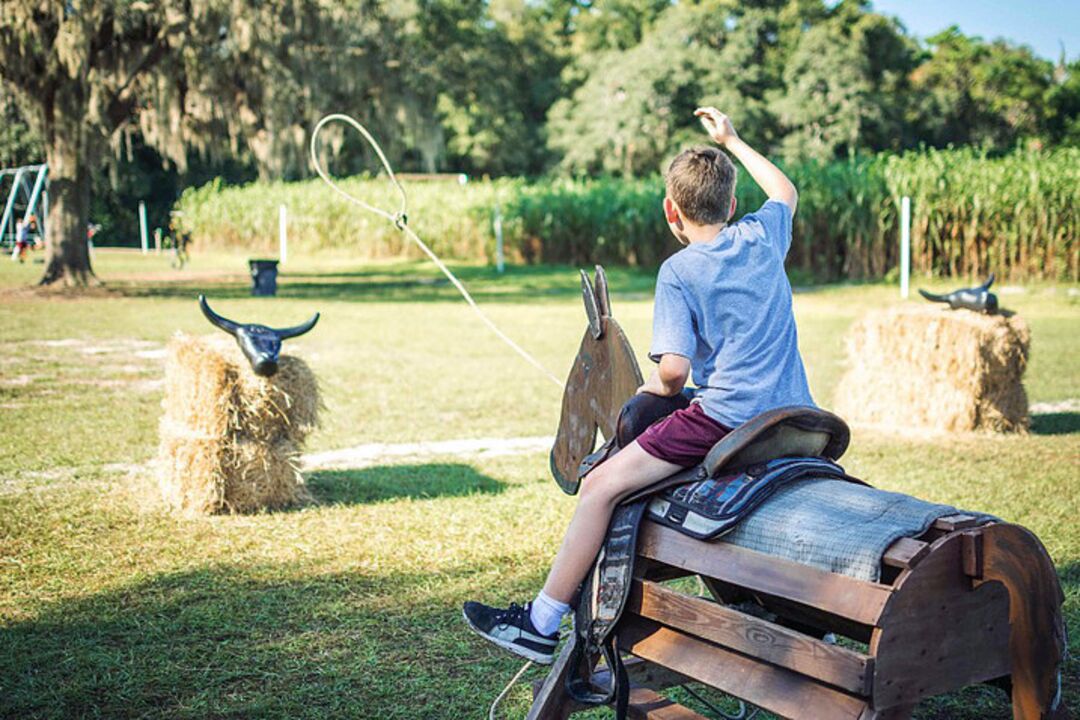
[918, 273, 999, 314]
[198, 295, 319, 377]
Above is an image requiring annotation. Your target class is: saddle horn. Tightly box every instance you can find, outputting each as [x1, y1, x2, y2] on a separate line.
[199, 295, 240, 336]
[580, 269, 603, 339]
[978, 273, 996, 291]
[593, 265, 611, 318]
[274, 312, 320, 339]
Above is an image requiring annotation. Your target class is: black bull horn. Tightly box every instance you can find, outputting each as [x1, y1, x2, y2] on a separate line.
[198, 295, 319, 377]
[918, 273, 999, 314]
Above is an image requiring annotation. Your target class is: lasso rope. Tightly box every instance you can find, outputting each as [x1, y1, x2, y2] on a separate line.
[310, 113, 759, 719]
[309, 114, 562, 388]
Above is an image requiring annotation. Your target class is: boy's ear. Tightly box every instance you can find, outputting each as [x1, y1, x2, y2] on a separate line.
[728, 196, 737, 222]
[663, 197, 681, 225]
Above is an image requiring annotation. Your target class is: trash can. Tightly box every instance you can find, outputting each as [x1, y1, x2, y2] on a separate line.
[249, 259, 279, 296]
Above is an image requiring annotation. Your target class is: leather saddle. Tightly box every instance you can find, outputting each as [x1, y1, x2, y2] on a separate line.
[565, 396, 851, 718]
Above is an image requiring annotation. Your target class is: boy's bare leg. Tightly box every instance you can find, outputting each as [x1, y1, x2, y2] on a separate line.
[541, 441, 682, 604]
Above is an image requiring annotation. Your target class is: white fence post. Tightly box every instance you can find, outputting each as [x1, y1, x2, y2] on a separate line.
[494, 203, 504, 274]
[279, 204, 287, 265]
[139, 201, 149, 254]
[900, 196, 911, 299]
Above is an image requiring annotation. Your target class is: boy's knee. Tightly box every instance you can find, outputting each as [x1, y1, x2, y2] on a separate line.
[579, 466, 620, 506]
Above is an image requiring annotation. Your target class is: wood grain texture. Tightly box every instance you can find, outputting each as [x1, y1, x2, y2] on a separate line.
[882, 538, 930, 570]
[550, 318, 643, 490]
[975, 523, 1069, 720]
[630, 580, 874, 695]
[870, 530, 1011, 708]
[527, 636, 579, 720]
[626, 688, 710, 720]
[638, 521, 893, 627]
[619, 616, 870, 720]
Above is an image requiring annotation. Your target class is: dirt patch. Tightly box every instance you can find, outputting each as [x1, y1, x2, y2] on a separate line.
[1030, 399, 1080, 413]
[0, 375, 39, 387]
[302, 435, 553, 471]
[0, 284, 122, 302]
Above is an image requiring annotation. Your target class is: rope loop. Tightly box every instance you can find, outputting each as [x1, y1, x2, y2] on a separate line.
[310, 113, 408, 226]
[309, 113, 563, 388]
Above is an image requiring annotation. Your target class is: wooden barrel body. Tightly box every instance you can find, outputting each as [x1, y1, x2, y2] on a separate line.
[528, 516, 1067, 720]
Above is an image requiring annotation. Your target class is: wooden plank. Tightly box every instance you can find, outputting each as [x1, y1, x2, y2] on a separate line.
[587, 657, 691, 694]
[626, 688, 710, 720]
[975, 523, 1068, 720]
[620, 616, 870, 720]
[931, 514, 980, 532]
[638, 522, 893, 627]
[961, 531, 983, 579]
[881, 538, 930, 570]
[870, 532, 1012, 708]
[859, 704, 916, 719]
[537, 660, 695, 716]
[697, 576, 876, 643]
[631, 580, 874, 695]
[526, 635, 579, 720]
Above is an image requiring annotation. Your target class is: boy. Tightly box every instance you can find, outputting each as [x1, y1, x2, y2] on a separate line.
[463, 107, 815, 663]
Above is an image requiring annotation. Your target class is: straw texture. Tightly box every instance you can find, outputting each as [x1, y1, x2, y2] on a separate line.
[834, 306, 1030, 433]
[157, 334, 319, 514]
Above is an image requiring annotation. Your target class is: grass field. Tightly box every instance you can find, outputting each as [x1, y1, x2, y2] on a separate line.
[1, 249, 1077, 719]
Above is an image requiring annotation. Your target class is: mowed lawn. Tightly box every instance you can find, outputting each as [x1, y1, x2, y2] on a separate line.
[0, 250, 1077, 719]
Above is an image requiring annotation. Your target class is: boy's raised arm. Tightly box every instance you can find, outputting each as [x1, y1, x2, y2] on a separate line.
[695, 107, 798, 215]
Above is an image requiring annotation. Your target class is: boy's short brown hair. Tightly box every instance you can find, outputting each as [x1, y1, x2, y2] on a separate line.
[665, 146, 737, 225]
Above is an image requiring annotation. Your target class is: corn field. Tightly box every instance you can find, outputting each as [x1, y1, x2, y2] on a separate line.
[177, 148, 1079, 281]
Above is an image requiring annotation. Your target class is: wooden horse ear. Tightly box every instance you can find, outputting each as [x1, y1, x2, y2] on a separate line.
[593, 265, 611, 318]
[580, 268, 603, 339]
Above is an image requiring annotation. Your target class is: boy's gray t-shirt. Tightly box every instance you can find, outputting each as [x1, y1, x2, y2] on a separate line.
[649, 199, 815, 428]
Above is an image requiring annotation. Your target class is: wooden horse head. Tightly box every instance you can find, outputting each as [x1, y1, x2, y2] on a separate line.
[550, 266, 643, 494]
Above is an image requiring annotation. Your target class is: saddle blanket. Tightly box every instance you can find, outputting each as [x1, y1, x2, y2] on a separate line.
[716, 478, 990, 582]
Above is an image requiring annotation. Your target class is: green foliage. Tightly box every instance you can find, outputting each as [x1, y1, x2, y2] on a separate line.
[911, 27, 1058, 149]
[0, 92, 40, 168]
[176, 148, 1079, 282]
[3, 0, 1078, 275]
[883, 147, 1080, 280]
[176, 175, 516, 260]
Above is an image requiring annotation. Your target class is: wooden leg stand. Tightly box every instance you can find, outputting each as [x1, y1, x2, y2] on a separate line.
[525, 518, 1069, 720]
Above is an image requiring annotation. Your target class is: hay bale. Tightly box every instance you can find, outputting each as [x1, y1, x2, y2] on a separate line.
[161, 335, 319, 444]
[157, 333, 320, 514]
[834, 306, 1030, 433]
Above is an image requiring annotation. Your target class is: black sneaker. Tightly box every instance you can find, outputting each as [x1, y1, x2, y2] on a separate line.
[462, 600, 559, 664]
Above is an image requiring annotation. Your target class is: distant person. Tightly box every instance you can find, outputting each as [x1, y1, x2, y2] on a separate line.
[463, 107, 813, 663]
[169, 214, 191, 269]
[12, 217, 34, 262]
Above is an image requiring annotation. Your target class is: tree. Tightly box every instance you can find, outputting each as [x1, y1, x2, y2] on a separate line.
[0, 3, 218, 286]
[548, 0, 777, 176]
[772, 3, 918, 162]
[911, 27, 1055, 149]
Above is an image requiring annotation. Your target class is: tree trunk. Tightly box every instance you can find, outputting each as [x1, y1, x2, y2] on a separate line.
[39, 101, 96, 287]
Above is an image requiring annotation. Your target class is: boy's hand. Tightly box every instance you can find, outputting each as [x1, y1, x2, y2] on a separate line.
[637, 370, 668, 396]
[695, 107, 738, 146]
[637, 355, 690, 397]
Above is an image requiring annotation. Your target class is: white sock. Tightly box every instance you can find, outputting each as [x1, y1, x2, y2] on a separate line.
[529, 590, 570, 636]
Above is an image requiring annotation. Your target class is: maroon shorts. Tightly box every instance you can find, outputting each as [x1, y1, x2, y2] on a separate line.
[636, 402, 731, 467]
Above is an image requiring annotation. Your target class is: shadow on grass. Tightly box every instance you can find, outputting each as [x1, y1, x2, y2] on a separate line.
[105, 263, 661, 304]
[306, 463, 507, 505]
[1030, 412, 1080, 436]
[0, 563, 539, 719]
[5, 560, 1073, 720]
